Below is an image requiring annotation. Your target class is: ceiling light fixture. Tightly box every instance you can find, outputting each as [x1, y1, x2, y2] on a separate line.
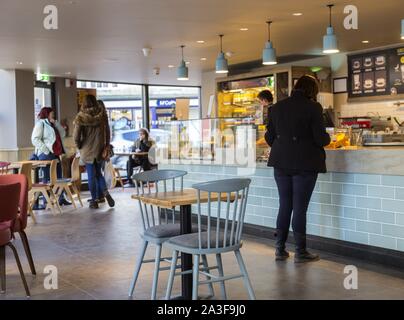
[168, 65, 175, 68]
[323, 4, 340, 54]
[177, 45, 189, 81]
[216, 34, 229, 74]
[16, 61, 23, 65]
[197, 40, 205, 44]
[362, 40, 370, 44]
[293, 13, 303, 16]
[262, 21, 277, 65]
[240, 28, 249, 31]
[200, 58, 207, 61]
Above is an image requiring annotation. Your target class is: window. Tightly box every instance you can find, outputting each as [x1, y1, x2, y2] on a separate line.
[148, 86, 201, 128]
[34, 81, 55, 122]
[77, 81, 143, 153]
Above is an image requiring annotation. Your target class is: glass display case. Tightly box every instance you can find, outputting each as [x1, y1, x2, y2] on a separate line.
[154, 118, 269, 163]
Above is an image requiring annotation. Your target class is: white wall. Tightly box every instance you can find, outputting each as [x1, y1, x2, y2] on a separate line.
[0, 70, 17, 149]
[201, 70, 227, 118]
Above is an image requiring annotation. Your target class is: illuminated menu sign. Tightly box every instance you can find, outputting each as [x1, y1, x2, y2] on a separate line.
[348, 46, 404, 98]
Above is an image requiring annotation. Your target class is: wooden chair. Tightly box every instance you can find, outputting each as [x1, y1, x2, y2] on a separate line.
[52, 161, 78, 210]
[19, 163, 37, 224]
[69, 157, 83, 207]
[114, 167, 125, 189]
[0, 162, 10, 175]
[105, 161, 124, 190]
[30, 160, 62, 214]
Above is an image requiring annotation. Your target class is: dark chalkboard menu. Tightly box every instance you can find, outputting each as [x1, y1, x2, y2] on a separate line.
[348, 46, 404, 98]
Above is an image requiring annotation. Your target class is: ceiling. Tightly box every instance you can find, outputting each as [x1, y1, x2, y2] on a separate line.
[0, 0, 403, 85]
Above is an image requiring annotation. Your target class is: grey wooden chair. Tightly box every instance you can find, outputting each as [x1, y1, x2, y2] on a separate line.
[128, 169, 214, 300]
[164, 178, 256, 300]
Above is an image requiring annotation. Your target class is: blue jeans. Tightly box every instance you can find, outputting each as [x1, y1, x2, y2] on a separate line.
[86, 160, 107, 201]
[38, 153, 61, 183]
[274, 168, 318, 234]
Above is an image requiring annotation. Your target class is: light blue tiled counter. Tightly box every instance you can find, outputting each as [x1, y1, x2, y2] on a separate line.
[160, 162, 404, 253]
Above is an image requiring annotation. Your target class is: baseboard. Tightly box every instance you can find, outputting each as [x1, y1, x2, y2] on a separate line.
[243, 223, 404, 270]
[187, 214, 404, 270]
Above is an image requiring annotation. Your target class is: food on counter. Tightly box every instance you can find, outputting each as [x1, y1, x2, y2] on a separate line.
[256, 137, 268, 147]
[326, 132, 351, 149]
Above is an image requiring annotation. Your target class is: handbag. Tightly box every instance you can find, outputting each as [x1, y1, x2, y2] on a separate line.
[102, 144, 114, 161]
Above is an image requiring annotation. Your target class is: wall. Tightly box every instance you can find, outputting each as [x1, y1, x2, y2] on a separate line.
[161, 163, 404, 253]
[15, 70, 35, 148]
[55, 77, 78, 155]
[0, 70, 17, 149]
[201, 71, 226, 118]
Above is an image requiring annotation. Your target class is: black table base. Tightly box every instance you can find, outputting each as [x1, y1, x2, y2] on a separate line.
[178, 204, 193, 300]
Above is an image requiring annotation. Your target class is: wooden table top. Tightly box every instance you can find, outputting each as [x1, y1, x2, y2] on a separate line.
[115, 152, 148, 157]
[10, 160, 56, 169]
[131, 188, 237, 209]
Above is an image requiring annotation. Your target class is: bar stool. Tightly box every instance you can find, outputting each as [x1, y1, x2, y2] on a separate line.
[128, 169, 214, 300]
[165, 178, 256, 300]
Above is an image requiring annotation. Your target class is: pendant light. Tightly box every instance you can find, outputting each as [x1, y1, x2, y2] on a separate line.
[216, 34, 229, 74]
[401, 19, 404, 40]
[323, 4, 340, 54]
[262, 21, 277, 65]
[177, 45, 189, 81]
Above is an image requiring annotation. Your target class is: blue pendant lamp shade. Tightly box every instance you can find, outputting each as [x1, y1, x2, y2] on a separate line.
[401, 19, 404, 40]
[177, 45, 189, 80]
[323, 4, 340, 54]
[216, 35, 229, 74]
[263, 21, 277, 65]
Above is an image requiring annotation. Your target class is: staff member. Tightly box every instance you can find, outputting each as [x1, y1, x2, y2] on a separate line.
[257, 90, 274, 124]
[265, 75, 331, 263]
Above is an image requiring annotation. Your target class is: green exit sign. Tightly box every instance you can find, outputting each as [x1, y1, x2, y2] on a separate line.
[36, 73, 50, 82]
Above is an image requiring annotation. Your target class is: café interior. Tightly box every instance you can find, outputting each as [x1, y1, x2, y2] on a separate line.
[1, 0, 404, 300]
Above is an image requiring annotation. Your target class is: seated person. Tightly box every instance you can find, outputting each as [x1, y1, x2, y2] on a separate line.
[127, 128, 155, 184]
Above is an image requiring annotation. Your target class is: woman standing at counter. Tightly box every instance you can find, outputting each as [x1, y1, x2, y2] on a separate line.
[265, 75, 331, 263]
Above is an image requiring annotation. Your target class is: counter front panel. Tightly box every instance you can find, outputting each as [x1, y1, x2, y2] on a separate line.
[161, 163, 404, 253]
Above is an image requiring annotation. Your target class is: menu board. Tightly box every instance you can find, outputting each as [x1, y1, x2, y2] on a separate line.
[348, 46, 404, 98]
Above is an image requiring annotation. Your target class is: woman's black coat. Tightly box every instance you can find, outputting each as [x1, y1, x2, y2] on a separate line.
[265, 90, 331, 173]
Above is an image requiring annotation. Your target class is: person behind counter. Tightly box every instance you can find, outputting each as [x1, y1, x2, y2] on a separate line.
[258, 90, 274, 124]
[265, 75, 331, 263]
[126, 128, 155, 186]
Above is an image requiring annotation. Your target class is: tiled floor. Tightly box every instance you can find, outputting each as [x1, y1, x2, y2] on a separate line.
[1, 189, 404, 300]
